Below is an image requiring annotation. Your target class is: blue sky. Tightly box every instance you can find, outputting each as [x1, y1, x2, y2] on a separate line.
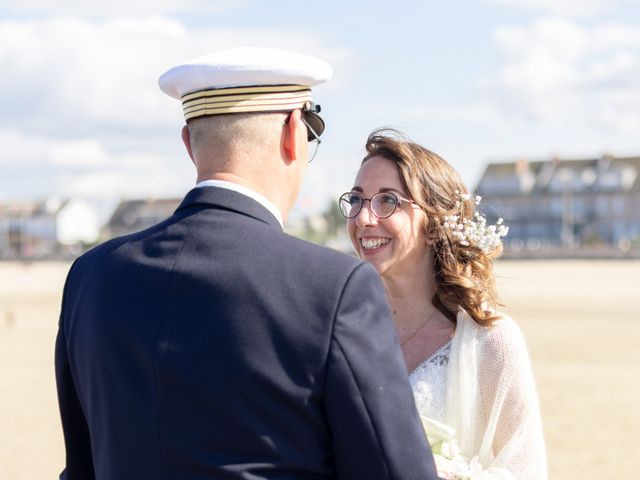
[1, 0, 639, 221]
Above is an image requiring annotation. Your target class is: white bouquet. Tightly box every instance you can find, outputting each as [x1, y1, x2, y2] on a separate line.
[420, 416, 513, 480]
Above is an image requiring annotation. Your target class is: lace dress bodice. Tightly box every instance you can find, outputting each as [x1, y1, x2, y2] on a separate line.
[409, 340, 451, 423]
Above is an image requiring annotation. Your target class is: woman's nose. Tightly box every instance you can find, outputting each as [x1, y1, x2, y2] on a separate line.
[354, 201, 378, 227]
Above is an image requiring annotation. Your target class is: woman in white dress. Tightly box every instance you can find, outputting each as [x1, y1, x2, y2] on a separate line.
[338, 129, 547, 479]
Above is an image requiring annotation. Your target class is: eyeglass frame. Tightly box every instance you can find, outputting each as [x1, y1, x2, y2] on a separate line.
[338, 191, 419, 219]
[283, 107, 323, 163]
[301, 114, 321, 163]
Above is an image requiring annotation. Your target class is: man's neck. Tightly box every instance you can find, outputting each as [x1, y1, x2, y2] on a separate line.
[197, 172, 261, 193]
[196, 172, 288, 224]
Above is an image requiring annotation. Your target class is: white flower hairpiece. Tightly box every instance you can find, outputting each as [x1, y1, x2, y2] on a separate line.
[442, 191, 508, 254]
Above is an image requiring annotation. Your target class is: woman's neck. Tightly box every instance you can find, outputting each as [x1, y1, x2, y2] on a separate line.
[381, 255, 438, 334]
[382, 254, 456, 371]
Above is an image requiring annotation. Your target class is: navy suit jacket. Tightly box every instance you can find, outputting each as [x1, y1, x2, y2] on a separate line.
[55, 186, 438, 480]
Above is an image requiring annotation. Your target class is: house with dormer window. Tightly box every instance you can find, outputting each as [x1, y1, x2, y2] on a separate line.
[475, 155, 640, 251]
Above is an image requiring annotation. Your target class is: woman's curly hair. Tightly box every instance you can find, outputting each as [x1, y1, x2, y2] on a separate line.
[363, 128, 502, 326]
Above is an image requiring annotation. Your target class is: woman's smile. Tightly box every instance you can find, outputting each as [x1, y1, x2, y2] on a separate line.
[360, 236, 391, 252]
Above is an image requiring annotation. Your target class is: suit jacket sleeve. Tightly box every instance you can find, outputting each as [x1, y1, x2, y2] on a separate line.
[323, 263, 439, 480]
[55, 260, 96, 480]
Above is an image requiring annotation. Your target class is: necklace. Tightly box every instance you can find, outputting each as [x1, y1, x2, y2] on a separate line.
[399, 309, 438, 346]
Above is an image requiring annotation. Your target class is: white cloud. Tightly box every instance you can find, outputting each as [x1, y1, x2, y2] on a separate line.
[0, 15, 350, 136]
[0, 16, 185, 134]
[0, 128, 193, 202]
[0, 0, 247, 16]
[486, 0, 634, 17]
[0, 129, 108, 167]
[0, 15, 353, 208]
[50, 140, 111, 168]
[392, 104, 503, 124]
[54, 154, 193, 199]
[493, 18, 640, 133]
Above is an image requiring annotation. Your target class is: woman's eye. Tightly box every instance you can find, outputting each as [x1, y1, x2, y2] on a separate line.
[381, 194, 397, 205]
[349, 194, 362, 205]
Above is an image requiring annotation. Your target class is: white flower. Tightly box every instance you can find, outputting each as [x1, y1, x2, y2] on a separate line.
[420, 416, 488, 479]
[420, 415, 455, 445]
[442, 193, 508, 254]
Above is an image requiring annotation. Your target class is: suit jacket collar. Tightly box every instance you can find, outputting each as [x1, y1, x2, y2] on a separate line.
[175, 187, 283, 231]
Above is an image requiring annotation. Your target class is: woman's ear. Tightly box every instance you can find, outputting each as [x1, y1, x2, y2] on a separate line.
[282, 109, 304, 164]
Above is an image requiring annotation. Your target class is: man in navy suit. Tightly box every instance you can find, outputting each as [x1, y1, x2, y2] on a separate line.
[55, 47, 438, 479]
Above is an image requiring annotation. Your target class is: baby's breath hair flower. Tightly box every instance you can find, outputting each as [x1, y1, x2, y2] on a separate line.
[443, 193, 508, 254]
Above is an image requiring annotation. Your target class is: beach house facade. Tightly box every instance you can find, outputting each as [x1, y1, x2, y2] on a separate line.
[475, 155, 640, 252]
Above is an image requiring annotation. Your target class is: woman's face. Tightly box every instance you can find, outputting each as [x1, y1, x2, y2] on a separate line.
[347, 155, 429, 278]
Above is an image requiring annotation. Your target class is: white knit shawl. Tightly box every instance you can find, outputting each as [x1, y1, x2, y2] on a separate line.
[444, 311, 548, 479]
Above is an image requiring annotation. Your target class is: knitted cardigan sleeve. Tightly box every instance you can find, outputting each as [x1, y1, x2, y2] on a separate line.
[445, 312, 548, 479]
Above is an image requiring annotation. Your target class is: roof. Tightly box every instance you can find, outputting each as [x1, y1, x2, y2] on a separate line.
[0, 197, 71, 216]
[476, 154, 640, 195]
[107, 198, 182, 230]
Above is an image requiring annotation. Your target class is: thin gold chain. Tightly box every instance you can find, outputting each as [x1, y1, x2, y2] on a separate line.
[399, 309, 438, 346]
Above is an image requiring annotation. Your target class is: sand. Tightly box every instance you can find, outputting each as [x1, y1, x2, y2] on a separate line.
[0, 260, 638, 479]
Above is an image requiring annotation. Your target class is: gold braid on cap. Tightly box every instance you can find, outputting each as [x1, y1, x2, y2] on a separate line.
[181, 85, 313, 121]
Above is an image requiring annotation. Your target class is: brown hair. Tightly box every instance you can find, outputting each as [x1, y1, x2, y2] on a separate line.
[363, 128, 502, 326]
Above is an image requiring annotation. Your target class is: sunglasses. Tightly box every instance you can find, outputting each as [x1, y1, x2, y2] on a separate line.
[284, 103, 325, 162]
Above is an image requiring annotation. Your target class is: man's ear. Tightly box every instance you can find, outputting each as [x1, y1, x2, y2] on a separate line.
[181, 125, 195, 163]
[282, 109, 304, 164]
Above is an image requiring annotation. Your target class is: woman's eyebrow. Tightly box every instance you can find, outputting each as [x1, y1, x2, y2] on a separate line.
[379, 187, 406, 195]
[350, 186, 407, 196]
[351, 185, 407, 197]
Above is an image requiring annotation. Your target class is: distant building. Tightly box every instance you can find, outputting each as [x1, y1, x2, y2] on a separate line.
[104, 198, 181, 239]
[475, 155, 640, 251]
[0, 197, 100, 259]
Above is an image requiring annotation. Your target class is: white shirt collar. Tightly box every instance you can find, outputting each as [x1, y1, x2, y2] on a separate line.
[195, 179, 284, 227]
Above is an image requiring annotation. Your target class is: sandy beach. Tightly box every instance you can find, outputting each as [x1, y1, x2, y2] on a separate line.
[0, 259, 638, 479]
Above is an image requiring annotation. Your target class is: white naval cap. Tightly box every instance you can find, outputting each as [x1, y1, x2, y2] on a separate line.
[158, 46, 332, 137]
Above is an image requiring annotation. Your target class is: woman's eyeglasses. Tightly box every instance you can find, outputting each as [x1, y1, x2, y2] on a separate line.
[338, 191, 417, 219]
